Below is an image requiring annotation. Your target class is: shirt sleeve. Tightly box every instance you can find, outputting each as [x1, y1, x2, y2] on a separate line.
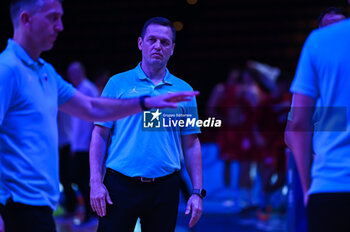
[56, 74, 76, 105]
[290, 33, 319, 99]
[0, 65, 15, 126]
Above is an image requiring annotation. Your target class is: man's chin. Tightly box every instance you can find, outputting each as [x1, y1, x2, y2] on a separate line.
[43, 43, 55, 52]
[150, 59, 165, 67]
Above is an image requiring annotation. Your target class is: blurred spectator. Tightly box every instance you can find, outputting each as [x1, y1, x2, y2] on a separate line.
[207, 68, 263, 208]
[255, 72, 292, 219]
[246, 60, 291, 219]
[206, 68, 241, 189]
[67, 61, 100, 224]
[92, 67, 111, 95]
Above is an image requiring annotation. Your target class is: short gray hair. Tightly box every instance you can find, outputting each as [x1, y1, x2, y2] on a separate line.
[10, 0, 63, 27]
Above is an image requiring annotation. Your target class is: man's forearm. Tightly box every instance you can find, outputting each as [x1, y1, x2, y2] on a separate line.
[89, 97, 142, 122]
[284, 93, 315, 195]
[183, 137, 203, 189]
[285, 129, 313, 195]
[90, 127, 109, 184]
[60, 90, 198, 123]
[59, 91, 142, 122]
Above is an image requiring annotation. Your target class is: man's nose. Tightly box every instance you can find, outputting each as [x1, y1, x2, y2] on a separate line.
[154, 40, 161, 49]
[55, 18, 64, 32]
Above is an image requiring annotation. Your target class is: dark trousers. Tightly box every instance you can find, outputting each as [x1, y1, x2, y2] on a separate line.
[73, 151, 94, 219]
[0, 200, 56, 232]
[97, 169, 180, 232]
[307, 193, 350, 232]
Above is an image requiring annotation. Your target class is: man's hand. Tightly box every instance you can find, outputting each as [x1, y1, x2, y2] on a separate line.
[185, 194, 203, 228]
[90, 182, 113, 217]
[0, 214, 5, 232]
[145, 91, 199, 109]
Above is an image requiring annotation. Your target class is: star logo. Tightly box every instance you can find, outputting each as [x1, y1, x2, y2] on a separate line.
[150, 109, 162, 121]
[143, 109, 162, 128]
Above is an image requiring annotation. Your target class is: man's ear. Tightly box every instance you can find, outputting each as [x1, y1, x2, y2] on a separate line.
[19, 11, 32, 28]
[138, 37, 143, 51]
[170, 43, 175, 56]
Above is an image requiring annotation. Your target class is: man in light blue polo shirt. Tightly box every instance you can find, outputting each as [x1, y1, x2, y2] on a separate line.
[285, 7, 350, 232]
[90, 17, 204, 231]
[0, 1, 198, 231]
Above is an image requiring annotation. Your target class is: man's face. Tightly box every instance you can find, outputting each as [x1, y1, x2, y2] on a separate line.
[138, 24, 175, 68]
[321, 13, 346, 27]
[27, 0, 63, 52]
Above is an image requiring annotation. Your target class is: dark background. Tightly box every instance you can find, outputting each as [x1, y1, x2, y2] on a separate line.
[0, 0, 349, 115]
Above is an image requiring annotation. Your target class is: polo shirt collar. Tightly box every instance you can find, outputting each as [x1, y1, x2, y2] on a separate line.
[136, 62, 173, 85]
[7, 39, 45, 68]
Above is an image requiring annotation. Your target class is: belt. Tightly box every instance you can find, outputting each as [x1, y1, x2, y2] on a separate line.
[106, 168, 178, 183]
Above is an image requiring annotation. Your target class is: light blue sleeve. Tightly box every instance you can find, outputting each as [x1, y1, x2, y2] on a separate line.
[50, 64, 76, 105]
[290, 33, 319, 99]
[0, 64, 15, 126]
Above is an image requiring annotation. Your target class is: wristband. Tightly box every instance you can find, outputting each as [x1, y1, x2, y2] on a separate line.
[139, 95, 151, 111]
[192, 188, 206, 199]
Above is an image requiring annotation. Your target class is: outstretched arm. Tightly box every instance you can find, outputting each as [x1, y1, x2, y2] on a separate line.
[59, 91, 199, 122]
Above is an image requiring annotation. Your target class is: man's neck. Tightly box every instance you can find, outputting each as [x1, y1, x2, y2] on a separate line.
[141, 63, 166, 86]
[13, 32, 41, 61]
